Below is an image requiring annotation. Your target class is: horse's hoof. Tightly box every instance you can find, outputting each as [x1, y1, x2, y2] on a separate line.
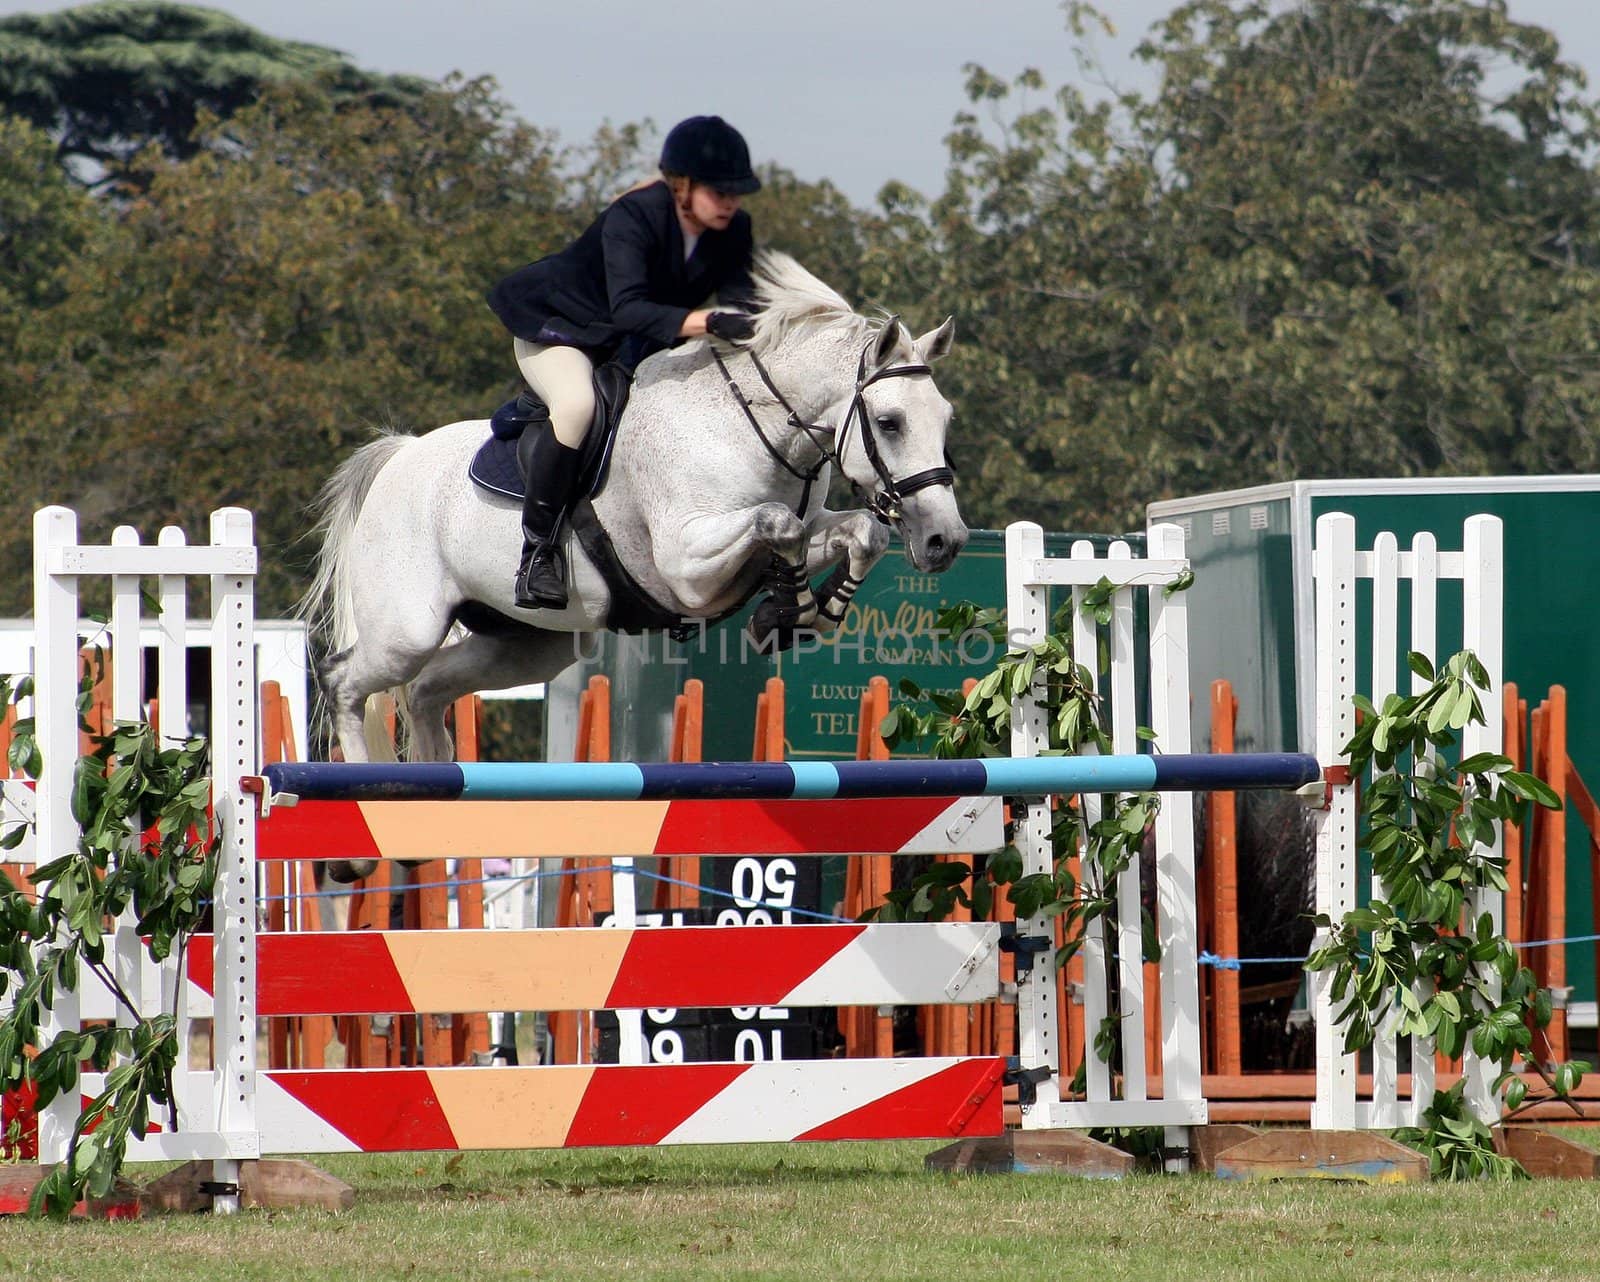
[746, 597, 810, 653]
[324, 858, 379, 884]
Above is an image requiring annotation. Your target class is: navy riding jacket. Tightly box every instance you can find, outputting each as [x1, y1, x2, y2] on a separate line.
[487, 180, 756, 364]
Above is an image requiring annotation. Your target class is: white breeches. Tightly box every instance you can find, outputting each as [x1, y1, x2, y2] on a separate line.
[514, 339, 596, 447]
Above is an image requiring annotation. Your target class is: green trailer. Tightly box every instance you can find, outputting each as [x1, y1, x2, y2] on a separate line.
[1146, 476, 1600, 1025]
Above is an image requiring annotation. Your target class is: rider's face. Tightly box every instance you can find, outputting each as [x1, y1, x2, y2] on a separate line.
[684, 183, 742, 233]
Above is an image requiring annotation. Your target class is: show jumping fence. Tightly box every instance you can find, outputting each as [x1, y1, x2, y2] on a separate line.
[6, 504, 1519, 1207]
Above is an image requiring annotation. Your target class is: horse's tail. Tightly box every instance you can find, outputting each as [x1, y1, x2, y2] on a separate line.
[299, 431, 412, 654]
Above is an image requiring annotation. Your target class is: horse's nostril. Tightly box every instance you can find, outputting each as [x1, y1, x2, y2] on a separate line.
[927, 535, 945, 556]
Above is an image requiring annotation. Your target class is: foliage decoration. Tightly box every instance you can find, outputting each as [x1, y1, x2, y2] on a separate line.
[0, 660, 217, 1216]
[1305, 648, 1588, 1176]
[876, 584, 1170, 1073]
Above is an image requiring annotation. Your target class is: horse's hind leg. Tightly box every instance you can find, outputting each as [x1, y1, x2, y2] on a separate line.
[320, 612, 455, 766]
[406, 628, 580, 763]
[317, 619, 453, 882]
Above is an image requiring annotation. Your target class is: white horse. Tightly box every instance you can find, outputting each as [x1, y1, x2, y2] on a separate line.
[303, 253, 967, 872]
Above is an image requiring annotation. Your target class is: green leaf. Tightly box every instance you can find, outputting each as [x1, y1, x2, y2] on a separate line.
[1501, 772, 1560, 809]
[1162, 568, 1194, 598]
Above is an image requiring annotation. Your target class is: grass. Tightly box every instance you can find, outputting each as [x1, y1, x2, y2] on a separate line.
[3, 1134, 1600, 1281]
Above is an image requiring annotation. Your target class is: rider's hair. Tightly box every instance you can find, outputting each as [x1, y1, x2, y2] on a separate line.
[662, 171, 695, 213]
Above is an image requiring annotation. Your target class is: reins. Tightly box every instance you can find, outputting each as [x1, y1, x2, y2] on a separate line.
[711, 335, 955, 527]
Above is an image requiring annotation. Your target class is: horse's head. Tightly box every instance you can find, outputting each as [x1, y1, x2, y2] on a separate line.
[838, 315, 968, 573]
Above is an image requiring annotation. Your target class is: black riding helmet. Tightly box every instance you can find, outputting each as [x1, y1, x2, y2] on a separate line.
[659, 116, 762, 195]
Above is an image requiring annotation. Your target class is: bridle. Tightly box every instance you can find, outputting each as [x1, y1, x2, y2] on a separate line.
[711, 337, 956, 526]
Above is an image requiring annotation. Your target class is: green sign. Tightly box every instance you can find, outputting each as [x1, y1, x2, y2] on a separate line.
[550, 529, 1143, 763]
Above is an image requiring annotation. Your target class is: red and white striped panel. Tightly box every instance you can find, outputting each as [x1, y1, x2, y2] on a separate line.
[258, 1057, 1006, 1153]
[255, 794, 1002, 861]
[189, 922, 1002, 1015]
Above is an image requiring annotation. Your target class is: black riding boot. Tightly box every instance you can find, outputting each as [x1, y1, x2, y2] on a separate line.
[513, 427, 584, 610]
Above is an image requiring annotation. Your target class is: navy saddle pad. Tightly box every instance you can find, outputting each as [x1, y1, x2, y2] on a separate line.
[469, 362, 633, 501]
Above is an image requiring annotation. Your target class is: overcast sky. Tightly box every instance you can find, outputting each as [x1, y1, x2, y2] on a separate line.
[6, 0, 1599, 204]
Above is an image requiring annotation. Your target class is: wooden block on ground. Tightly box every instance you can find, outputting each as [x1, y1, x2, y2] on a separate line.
[1495, 1127, 1600, 1180]
[142, 1159, 355, 1213]
[1212, 1129, 1428, 1183]
[925, 1130, 1134, 1178]
[0, 1166, 143, 1219]
[1190, 1124, 1262, 1173]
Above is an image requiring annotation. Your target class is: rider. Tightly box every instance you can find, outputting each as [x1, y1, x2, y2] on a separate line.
[487, 115, 763, 611]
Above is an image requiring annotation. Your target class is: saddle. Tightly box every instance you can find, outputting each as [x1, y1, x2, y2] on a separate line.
[468, 361, 634, 503]
[469, 362, 710, 633]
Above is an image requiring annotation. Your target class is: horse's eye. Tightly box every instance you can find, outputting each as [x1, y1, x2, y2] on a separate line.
[875, 413, 904, 433]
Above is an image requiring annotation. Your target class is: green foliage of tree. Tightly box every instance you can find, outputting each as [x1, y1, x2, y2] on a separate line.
[0, 1, 432, 184]
[6, 0, 1600, 606]
[748, 166, 870, 304]
[0, 116, 96, 307]
[0, 76, 576, 614]
[870, 0, 1600, 532]
[0, 114, 103, 396]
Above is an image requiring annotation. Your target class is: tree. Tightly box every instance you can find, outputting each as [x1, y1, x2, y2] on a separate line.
[875, 0, 1600, 533]
[747, 167, 871, 305]
[0, 114, 114, 486]
[0, 114, 104, 348]
[0, 1, 432, 185]
[0, 77, 577, 615]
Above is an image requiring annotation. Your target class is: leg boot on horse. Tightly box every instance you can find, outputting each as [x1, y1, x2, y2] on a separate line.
[514, 426, 583, 611]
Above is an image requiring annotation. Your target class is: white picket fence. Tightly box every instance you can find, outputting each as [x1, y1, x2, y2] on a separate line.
[1312, 513, 1504, 1128]
[1006, 522, 1206, 1150]
[30, 507, 260, 1211]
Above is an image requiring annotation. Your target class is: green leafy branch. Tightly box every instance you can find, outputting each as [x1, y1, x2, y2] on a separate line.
[874, 583, 1168, 1068]
[1305, 649, 1588, 1178]
[0, 664, 218, 1216]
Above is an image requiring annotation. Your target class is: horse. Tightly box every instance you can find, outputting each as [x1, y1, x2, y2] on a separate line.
[302, 252, 968, 876]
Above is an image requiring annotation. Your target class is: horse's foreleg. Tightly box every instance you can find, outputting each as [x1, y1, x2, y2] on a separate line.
[655, 502, 816, 649]
[659, 503, 811, 610]
[803, 509, 891, 634]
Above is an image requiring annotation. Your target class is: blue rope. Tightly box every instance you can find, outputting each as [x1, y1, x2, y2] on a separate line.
[259, 862, 853, 924]
[1195, 932, 1600, 970]
[1197, 950, 1242, 971]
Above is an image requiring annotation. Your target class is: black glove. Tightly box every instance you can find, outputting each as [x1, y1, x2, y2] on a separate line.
[706, 310, 756, 342]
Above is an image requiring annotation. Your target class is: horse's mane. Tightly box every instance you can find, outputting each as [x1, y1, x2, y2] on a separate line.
[745, 250, 873, 356]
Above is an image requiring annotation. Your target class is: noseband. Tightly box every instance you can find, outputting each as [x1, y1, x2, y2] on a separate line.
[712, 339, 956, 526]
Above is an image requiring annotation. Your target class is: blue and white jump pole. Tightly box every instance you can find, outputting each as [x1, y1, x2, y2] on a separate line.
[255, 753, 1323, 803]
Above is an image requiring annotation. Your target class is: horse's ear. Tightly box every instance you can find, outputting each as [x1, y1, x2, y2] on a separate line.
[914, 317, 955, 364]
[869, 314, 903, 372]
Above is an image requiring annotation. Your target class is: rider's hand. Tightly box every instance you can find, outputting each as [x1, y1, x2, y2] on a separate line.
[706, 310, 756, 342]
